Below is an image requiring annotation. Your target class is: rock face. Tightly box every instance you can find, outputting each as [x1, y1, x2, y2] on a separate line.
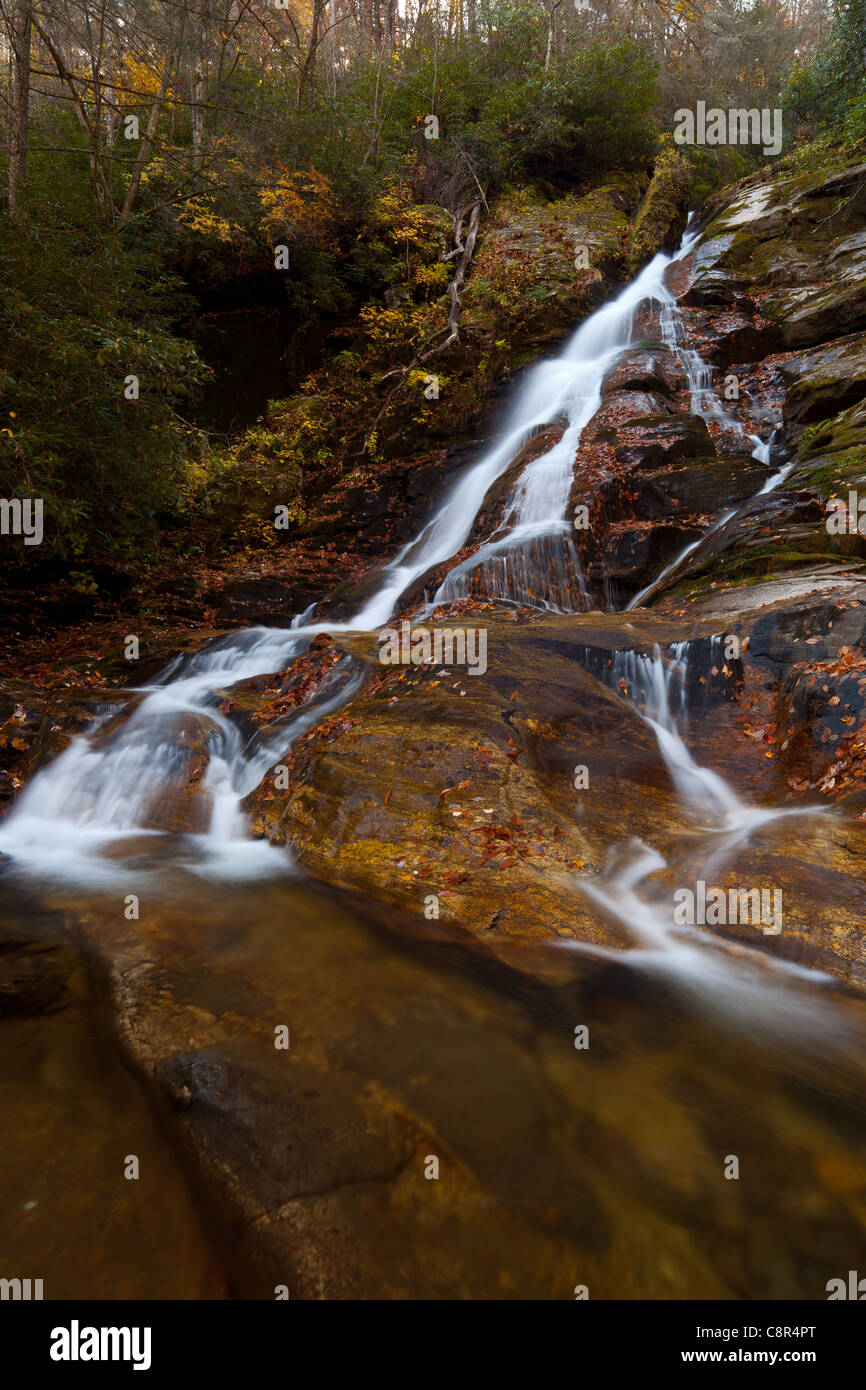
[241, 584, 866, 989]
[0, 680, 48, 803]
[7, 148, 866, 1302]
[245, 615, 676, 949]
[233, 147, 866, 993]
[625, 148, 693, 272]
[49, 874, 866, 1300]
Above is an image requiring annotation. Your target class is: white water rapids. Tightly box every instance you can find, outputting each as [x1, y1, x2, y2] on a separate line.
[0, 216, 838, 1036]
[3, 225, 714, 877]
[624, 247, 793, 610]
[566, 637, 833, 1041]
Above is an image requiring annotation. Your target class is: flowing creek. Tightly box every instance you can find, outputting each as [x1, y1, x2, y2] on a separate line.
[2, 223, 866, 1298]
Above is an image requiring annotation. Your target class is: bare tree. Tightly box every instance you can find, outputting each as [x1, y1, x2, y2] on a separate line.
[192, 2, 208, 171]
[545, 0, 563, 69]
[6, 0, 32, 214]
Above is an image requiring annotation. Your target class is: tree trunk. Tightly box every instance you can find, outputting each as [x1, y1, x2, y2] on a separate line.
[119, 67, 172, 228]
[192, 65, 205, 170]
[8, 1, 32, 216]
[297, 0, 331, 110]
[192, 9, 207, 173]
[544, 0, 563, 70]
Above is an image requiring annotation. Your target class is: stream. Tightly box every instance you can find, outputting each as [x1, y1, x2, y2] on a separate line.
[2, 222, 866, 1299]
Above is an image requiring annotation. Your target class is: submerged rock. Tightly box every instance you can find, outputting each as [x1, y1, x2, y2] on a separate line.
[0, 940, 72, 1017]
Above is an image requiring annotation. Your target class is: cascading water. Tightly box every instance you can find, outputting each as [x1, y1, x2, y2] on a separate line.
[0, 226, 717, 876]
[429, 238, 705, 613]
[625, 251, 794, 610]
[0, 617, 349, 881]
[6, 194, 865, 1310]
[0, 213, 823, 1019]
[561, 635, 834, 1038]
[576, 637, 739, 818]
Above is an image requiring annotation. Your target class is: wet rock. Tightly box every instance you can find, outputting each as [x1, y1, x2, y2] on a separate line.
[783, 333, 866, 426]
[775, 283, 866, 349]
[606, 152, 866, 615]
[243, 612, 715, 946]
[0, 680, 49, 791]
[0, 940, 71, 1016]
[216, 575, 320, 627]
[697, 159, 866, 350]
[640, 453, 769, 516]
[23, 687, 137, 778]
[614, 414, 714, 472]
[593, 522, 704, 595]
[682, 235, 750, 306]
[698, 311, 782, 367]
[601, 350, 679, 398]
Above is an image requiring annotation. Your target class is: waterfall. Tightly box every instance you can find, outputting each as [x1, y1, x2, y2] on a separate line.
[576, 638, 740, 818]
[0, 219, 792, 896]
[0, 617, 339, 879]
[0, 228, 706, 872]
[562, 636, 830, 1027]
[426, 240, 704, 614]
[625, 272, 790, 610]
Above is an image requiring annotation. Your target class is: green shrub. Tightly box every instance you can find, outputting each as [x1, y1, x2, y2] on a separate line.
[0, 219, 209, 579]
[785, 0, 866, 142]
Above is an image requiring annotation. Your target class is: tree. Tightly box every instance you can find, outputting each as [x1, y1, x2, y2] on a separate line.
[6, 0, 32, 215]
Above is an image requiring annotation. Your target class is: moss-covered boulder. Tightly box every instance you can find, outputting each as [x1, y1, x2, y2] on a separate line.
[626, 147, 693, 272]
[463, 178, 641, 355]
[696, 157, 866, 347]
[784, 333, 866, 425]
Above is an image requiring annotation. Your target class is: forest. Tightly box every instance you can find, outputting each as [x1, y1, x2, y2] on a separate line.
[0, 0, 861, 613]
[3, 0, 866, 1328]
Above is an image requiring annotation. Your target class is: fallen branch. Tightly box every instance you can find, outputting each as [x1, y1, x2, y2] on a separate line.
[361, 196, 484, 455]
[428, 198, 482, 361]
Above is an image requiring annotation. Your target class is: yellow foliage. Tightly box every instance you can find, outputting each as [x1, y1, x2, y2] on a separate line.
[369, 190, 440, 253]
[176, 196, 242, 244]
[118, 54, 174, 105]
[259, 167, 336, 247]
[358, 299, 444, 354]
[414, 261, 449, 292]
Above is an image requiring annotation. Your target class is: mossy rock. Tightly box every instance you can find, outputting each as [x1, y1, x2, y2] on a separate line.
[626, 149, 693, 272]
[613, 413, 714, 471]
[801, 398, 866, 459]
[784, 333, 866, 426]
[695, 157, 866, 346]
